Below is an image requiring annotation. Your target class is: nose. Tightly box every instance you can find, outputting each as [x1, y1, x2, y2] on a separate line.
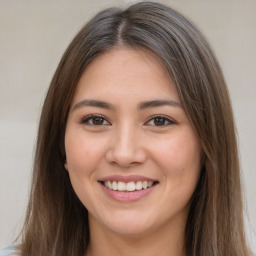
[105, 124, 147, 167]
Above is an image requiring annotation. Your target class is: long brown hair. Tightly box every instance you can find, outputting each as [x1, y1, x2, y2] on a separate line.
[19, 2, 252, 256]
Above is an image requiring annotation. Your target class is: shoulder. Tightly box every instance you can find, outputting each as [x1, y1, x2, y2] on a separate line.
[0, 246, 19, 256]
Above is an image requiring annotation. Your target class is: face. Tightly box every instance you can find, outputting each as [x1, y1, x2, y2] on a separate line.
[65, 48, 201, 237]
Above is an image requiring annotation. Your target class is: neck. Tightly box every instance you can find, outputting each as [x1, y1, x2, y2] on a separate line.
[85, 215, 186, 256]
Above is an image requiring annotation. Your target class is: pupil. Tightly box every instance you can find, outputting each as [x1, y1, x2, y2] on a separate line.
[154, 117, 165, 126]
[93, 117, 103, 125]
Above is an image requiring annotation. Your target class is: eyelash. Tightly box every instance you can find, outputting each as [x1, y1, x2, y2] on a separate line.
[81, 114, 175, 127]
[146, 115, 175, 127]
[81, 114, 110, 126]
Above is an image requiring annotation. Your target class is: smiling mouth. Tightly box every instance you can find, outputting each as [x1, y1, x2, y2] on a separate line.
[100, 180, 159, 192]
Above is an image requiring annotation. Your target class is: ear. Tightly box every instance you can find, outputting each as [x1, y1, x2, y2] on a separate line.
[64, 161, 68, 171]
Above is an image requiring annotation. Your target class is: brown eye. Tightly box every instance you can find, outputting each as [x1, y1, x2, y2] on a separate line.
[81, 115, 110, 126]
[92, 117, 104, 125]
[146, 116, 174, 127]
[154, 117, 166, 126]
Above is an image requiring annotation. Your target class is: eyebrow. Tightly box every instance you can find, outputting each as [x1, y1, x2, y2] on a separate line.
[138, 100, 183, 109]
[72, 99, 183, 111]
[72, 99, 113, 111]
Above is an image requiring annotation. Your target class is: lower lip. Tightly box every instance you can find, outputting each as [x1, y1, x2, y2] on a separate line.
[100, 182, 157, 202]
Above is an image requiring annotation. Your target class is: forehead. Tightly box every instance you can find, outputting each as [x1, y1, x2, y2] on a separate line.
[71, 47, 179, 105]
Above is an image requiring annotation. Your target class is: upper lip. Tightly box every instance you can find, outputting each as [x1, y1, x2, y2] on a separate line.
[99, 175, 158, 183]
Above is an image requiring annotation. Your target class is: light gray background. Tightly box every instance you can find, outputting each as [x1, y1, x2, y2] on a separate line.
[0, 0, 255, 251]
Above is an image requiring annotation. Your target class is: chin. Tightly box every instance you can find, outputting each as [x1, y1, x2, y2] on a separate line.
[107, 221, 154, 237]
[91, 209, 157, 236]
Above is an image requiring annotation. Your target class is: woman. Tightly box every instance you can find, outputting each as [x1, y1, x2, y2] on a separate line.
[0, 1, 252, 256]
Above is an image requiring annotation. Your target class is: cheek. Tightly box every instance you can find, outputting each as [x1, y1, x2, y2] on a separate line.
[151, 130, 201, 183]
[65, 131, 106, 173]
[64, 132, 102, 207]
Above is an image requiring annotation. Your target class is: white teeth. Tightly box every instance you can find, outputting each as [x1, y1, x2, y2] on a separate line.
[112, 181, 118, 190]
[107, 181, 112, 189]
[135, 181, 143, 190]
[126, 182, 136, 191]
[117, 181, 126, 191]
[142, 181, 148, 189]
[103, 180, 155, 191]
[148, 181, 153, 187]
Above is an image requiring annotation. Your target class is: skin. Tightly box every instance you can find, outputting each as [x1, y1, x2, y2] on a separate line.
[65, 47, 202, 256]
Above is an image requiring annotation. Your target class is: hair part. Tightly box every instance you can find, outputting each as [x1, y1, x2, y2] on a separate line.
[19, 2, 251, 256]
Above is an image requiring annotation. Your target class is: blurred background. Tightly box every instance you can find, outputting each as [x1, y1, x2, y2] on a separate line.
[0, 0, 255, 251]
